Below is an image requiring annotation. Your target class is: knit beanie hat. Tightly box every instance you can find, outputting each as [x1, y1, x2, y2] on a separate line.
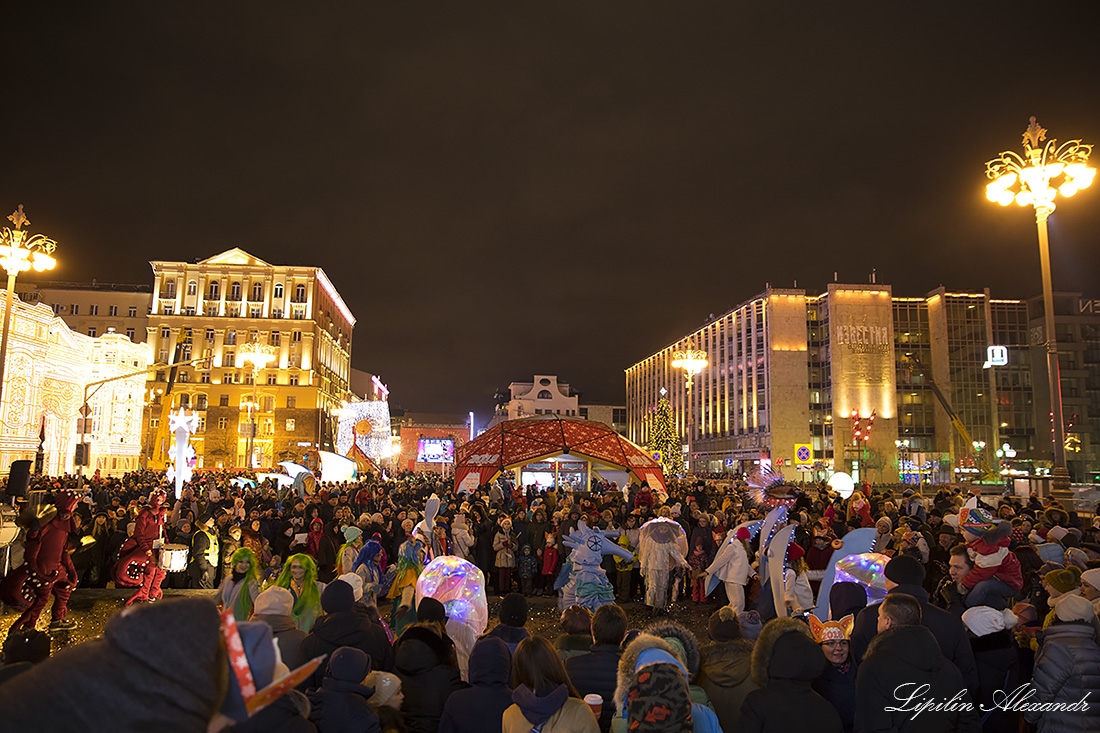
[787, 542, 805, 561]
[962, 607, 1018, 637]
[707, 607, 742, 642]
[366, 671, 401, 706]
[1054, 594, 1096, 623]
[253, 587, 295, 617]
[737, 611, 763, 641]
[343, 526, 363, 544]
[830, 582, 868, 620]
[1081, 568, 1100, 592]
[320, 580, 355, 614]
[417, 596, 447, 624]
[627, 662, 693, 733]
[500, 592, 528, 627]
[959, 507, 997, 535]
[327, 647, 370, 682]
[337, 572, 364, 601]
[1044, 568, 1080, 594]
[1047, 526, 1069, 544]
[938, 524, 958, 539]
[884, 555, 926, 586]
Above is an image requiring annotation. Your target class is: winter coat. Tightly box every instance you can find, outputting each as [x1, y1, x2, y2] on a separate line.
[969, 629, 1020, 733]
[299, 610, 394, 686]
[1025, 621, 1100, 733]
[855, 624, 982, 733]
[813, 659, 857, 733]
[739, 618, 843, 733]
[502, 685, 599, 733]
[227, 690, 316, 733]
[306, 677, 381, 733]
[484, 623, 530, 655]
[394, 624, 469, 733]
[697, 639, 757, 733]
[610, 634, 722, 733]
[643, 620, 711, 707]
[555, 633, 594, 661]
[850, 583, 979, 693]
[961, 522, 1023, 591]
[493, 530, 516, 568]
[564, 643, 623, 732]
[253, 612, 308, 671]
[439, 637, 514, 733]
[517, 549, 539, 580]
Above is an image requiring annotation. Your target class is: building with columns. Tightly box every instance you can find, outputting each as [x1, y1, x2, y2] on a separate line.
[143, 248, 355, 469]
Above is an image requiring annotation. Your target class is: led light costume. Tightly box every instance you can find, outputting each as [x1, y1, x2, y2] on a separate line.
[113, 489, 170, 606]
[416, 555, 487, 678]
[1, 491, 79, 630]
[557, 520, 634, 612]
[637, 517, 689, 611]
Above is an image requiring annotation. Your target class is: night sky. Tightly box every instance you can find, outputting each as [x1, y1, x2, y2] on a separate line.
[3, 3, 1100, 419]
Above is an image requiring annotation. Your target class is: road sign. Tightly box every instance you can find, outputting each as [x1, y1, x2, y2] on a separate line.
[795, 444, 813, 465]
[79, 403, 92, 418]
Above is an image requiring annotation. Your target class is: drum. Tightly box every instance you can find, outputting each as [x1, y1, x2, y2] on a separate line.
[0, 503, 18, 547]
[160, 544, 189, 572]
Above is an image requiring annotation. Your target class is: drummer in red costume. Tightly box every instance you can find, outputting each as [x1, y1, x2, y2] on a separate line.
[112, 489, 169, 606]
[2, 490, 80, 631]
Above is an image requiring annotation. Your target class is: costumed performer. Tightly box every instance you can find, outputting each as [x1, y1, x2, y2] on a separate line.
[638, 510, 689, 614]
[1, 490, 80, 631]
[337, 525, 364, 576]
[218, 547, 262, 622]
[705, 526, 754, 613]
[271, 552, 325, 632]
[558, 520, 634, 612]
[112, 488, 169, 606]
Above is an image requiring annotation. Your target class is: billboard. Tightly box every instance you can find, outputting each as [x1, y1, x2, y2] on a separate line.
[417, 438, 454, 463]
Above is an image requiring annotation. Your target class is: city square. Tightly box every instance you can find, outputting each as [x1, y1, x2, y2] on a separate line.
[1, 3, 1099, 732]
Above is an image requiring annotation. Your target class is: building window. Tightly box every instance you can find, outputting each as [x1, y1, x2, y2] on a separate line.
[270, 331, 281, 346]
[128, 305, 137, 317]
[224, 350, 235, 366]
[218, 417, 228, 430]
[125, 328, 135, 340]
[206, 328, 215, 341]
[185, 306, 195, 316]
[89, 304, 99, 315]
[88, 327, 97, 337]
[294, 284, 306, 302]
[286, 396, 296, 409]
[220, 394, 229, 407]
[208, 280, 220, 299]
[196, 417, 205, 433]
[70, 304, 79, 315]
[537, 390, 552, 399]
[164, 279, 176, 297]
[267, 373, 278, 385]
[535, 409, 542, 414]
[150, 418, 159, 429]
[262, 396, 274, 412]
[274, 283, 284, 299]
[162, 304, 173, 315]
[286, 419, 296, 431]
[200, 372, 211, 384]
[251, 282, 263, 301]
[226, 330, 237, 345]
[579, 407, 589, 419]
[187, 280, 197, 296]
[107, 304, 117, 317]
[205, 305, 218, 317]
[179, 393, 190, 406]
[293, 307, 304, 320]
[161, 327, 170, 339]
[229, 282, 241, 301]
[272, 308, 282, 319]
[250, 306, 261, 318]
[53, 304, 62, 315]
[223, 372, 235, 384]
[292, 330, 302, 342]
[289, 375, 299, 386]
[196, 394, 207, 410]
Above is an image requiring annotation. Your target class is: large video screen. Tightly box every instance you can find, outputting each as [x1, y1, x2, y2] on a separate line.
[417, 438, 454, 463]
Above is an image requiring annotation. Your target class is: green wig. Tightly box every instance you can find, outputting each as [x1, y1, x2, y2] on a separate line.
[274, 552, 321, 617]
[230, 547, 262, 617]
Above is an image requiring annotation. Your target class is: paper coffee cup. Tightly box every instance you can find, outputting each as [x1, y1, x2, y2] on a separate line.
[584, 693, 602, 718]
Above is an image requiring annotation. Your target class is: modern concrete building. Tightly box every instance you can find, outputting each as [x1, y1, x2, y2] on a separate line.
[143, 248, 355, 469]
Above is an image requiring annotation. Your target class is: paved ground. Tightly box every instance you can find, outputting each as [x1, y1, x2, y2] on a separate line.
[2, 588, 722, 654]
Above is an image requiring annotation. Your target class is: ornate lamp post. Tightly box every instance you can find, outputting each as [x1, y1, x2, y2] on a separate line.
[985, 118, 1095, 490]
[0, 206, 57, 416]
[237, 341, 276, 469]
[671, 348, 707, 475]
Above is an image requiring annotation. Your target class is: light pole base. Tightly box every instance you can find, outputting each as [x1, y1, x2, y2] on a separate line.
[1051, 465, 1071, 492]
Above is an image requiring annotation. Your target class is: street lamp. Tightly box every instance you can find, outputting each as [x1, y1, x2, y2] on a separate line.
[0, 206, 57, 417]
[895, 438, 910, 484]
[985, 117, 1094, 490]
[671, 348, 707, 475]
[237, 341, 276, 469]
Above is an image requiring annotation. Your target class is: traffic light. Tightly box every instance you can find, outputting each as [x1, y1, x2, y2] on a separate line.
[851, 410, 861, 442]
[74, 443, 87, 466]
[864, 411, 877, 442]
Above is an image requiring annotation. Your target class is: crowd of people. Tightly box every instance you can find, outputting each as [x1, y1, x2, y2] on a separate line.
[0, 466, 1098, 732]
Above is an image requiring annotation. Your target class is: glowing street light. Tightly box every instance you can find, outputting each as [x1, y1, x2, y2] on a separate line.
[672, 348, 707, 475]
[985, 118, 1094, 490]
[0, 206, 58, 419]
[238, 341, 276, 469]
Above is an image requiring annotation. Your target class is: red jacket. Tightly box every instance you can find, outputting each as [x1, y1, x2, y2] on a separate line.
[962, 536, 1023, 590]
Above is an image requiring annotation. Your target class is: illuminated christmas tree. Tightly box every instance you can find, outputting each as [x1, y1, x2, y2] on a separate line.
[649, 398, 683, 476]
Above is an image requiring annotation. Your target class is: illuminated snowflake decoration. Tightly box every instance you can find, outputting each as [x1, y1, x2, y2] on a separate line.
[335, 400, 392, 464]
[166, 408, 199, 500]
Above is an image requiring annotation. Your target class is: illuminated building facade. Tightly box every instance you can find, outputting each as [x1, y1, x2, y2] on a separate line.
[0, 294, 148, 476]
[143, 248, 355, 469]
[627, 283, 1042, 482]
[15, 281, 152, 343]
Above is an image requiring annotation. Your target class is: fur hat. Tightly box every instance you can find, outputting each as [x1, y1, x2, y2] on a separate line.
[750, 617, 818, 687]
[962, 606, 1018, 637]
[627, 660, 693, 733]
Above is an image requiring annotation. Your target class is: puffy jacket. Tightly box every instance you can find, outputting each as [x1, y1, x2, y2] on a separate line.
[697, 639, 756, 733]
[813, 658, 857, 733]
[855, 624, 981, 733]
[439, 637, 513, 733]
[740, 618, 843, 733]
[502, 685, 599, 733]
[306, 677, 381, 733]
[564, 643, 622, 732]
[1025, 621, 1100, 733]
[394, 624, 468, 733]
[298, 610, 394, 687]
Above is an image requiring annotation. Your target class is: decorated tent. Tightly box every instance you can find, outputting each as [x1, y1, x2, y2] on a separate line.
[454, 415, 666, 493]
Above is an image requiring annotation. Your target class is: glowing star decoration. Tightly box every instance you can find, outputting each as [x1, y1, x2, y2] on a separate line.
[416, 556, 487, 679]
[559, 520, 635, 612]
[335, 400, 393, 465]
[834, 552, 892, 606]
[828, 471, 855, 499]
[165, 408, 199, 499]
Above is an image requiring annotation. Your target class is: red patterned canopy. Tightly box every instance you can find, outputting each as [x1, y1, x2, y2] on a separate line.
[454, 415, 666, 492]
